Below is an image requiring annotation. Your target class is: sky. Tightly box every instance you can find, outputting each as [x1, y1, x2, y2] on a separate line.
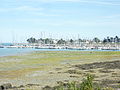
[0, 0, 120, 43]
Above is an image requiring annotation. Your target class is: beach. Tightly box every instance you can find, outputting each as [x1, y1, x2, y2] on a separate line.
[0, 51, 120, 89]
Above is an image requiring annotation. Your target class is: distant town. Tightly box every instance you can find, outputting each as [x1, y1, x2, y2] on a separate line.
[1, 36, 120, 50]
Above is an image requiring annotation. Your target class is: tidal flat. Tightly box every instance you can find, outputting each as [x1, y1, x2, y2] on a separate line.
[0, 51, 120, 89]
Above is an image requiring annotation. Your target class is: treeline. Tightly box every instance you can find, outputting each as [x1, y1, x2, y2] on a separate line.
[26, 36, 120, 44]
[103, 36, 120, 43]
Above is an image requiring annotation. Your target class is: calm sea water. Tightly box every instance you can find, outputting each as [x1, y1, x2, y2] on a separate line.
[0, 48, 33, 57]
[0, 47, 120, 57]
[0, 48, 71, 57]
[0, 43, 68, 56]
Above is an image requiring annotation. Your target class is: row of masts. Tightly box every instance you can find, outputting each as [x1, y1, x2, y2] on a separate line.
[1, 31, 120, 50]
[6, 31, 89, 44]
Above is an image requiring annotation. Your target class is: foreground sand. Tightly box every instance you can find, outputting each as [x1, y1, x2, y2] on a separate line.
[0, 51, 120, 90]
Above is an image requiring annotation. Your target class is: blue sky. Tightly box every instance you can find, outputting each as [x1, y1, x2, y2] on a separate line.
[0, 0, 120, 42]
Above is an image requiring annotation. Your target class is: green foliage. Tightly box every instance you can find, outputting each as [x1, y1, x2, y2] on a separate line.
[56, 74, 101, 90]
[93, 37, 100, 43]
[80, 74, 94, 90]
[70, 39, 74, 44]
[27, 37, 37, 43]
[57, 39, 66, 44]
[56, 81, 78, 90]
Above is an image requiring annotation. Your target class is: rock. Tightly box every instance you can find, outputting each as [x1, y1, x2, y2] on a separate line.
[0, 83, 12, 90]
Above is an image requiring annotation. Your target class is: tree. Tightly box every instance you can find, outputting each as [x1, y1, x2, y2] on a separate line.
[103, 38, 107, 43]
[114, 36, 119, 43]
[70, 39, 74, 44]
[78, 39, 82, 42]
[57, 39, 66, 44]
[93, 37, 100, 43]
[27, 37, 37, 43]
[78, 39, 82, 45]
[44, 38, 54, 44]
[38, 38, 44, 44]
[110, 37, 114, 42]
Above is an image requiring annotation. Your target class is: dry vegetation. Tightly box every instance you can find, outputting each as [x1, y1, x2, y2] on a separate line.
[0, 51, 120, 89]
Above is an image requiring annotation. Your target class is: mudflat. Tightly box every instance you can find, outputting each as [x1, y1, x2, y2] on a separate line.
[0, 51, 120, 90]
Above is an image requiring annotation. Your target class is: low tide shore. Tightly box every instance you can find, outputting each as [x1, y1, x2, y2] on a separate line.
[0, 51, 120, 90]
